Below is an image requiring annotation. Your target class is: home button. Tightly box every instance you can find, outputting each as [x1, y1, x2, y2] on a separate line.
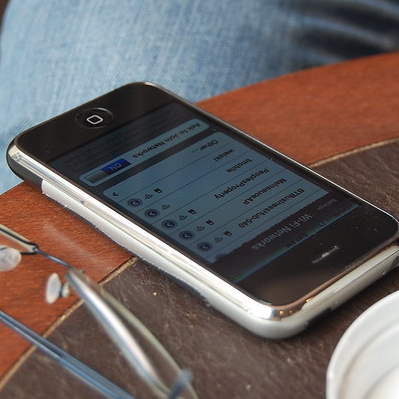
[76, 107, 114, 128]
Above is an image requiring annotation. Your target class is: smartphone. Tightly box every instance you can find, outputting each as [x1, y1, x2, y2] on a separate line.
[7, 82, 399, 338]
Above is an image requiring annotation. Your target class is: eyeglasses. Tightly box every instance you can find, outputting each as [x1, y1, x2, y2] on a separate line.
[0, 224, 199, 399]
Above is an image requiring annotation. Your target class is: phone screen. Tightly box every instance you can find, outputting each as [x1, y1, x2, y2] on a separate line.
[17, 85, 398, 305]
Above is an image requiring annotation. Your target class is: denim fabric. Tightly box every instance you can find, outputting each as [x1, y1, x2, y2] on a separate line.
[0, 0, 399, 193]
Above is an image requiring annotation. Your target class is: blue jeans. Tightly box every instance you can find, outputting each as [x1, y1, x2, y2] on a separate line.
[1, 0, 399, 193]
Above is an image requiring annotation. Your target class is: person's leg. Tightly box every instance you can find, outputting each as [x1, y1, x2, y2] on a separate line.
[0, 0, 399, 193]
[285, 0, 399, 72]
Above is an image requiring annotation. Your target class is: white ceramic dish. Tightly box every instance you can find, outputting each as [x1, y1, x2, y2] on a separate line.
[327, 290, 399, 399]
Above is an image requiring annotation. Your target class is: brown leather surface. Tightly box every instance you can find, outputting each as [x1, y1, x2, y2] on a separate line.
[198, 52, 399, 165]
[2, 139, 399, 399]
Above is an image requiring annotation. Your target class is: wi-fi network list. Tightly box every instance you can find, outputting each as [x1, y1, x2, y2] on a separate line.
[103, 130, 326, 263]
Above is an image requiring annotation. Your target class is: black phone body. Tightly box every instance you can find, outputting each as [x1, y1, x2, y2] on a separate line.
[8, 82, 399, 338]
